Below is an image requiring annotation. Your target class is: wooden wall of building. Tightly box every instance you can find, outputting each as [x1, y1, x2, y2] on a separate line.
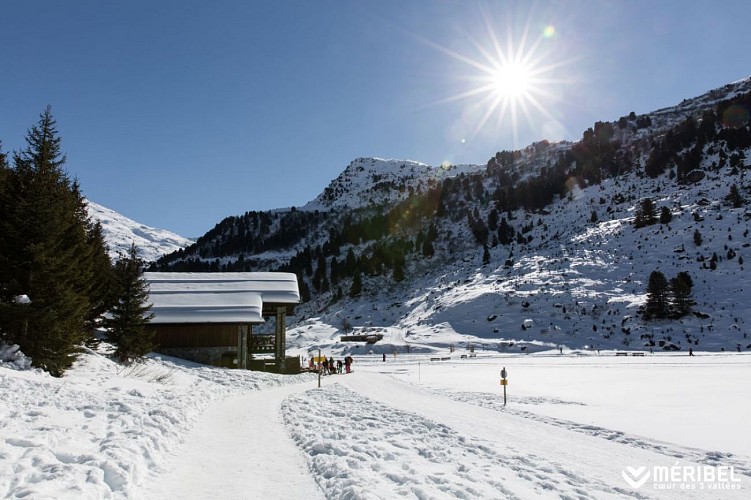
[152, 324, 243, 348]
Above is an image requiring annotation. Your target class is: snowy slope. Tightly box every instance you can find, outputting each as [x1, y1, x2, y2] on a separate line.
[2, 344, 749, 498]
[281, 78, 751, 354]
[288, 165, 751, 354]
[86, 200, 193, 262]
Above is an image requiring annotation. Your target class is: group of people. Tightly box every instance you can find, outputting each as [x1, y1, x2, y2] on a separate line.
[308, 355, 353, 374]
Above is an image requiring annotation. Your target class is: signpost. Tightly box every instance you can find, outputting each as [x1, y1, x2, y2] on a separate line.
[500, 367, 508, 406]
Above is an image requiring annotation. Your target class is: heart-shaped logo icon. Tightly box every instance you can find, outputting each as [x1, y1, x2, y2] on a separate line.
[622, 466, 650, 489]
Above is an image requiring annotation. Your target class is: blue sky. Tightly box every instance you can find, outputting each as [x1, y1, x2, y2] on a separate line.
[2, 1, 749, 237]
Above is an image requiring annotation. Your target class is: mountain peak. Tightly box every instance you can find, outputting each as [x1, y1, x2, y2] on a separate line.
[86, 200, 193, 262]
[304, 157, 484, 211]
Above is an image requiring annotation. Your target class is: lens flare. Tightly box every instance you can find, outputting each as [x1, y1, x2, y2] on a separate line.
[722, 104, 750, 128]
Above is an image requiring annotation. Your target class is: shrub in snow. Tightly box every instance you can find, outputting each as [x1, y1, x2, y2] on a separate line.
[0, 343, 33, 370]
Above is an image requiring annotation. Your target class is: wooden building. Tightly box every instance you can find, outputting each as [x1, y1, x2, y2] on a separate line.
[144, 272, 300, 373]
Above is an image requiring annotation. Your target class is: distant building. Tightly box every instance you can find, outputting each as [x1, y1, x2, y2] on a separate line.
[144, 272, 300, 373]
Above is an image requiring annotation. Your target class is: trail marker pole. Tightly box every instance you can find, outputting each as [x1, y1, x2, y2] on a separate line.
[500, 367, 508, 406]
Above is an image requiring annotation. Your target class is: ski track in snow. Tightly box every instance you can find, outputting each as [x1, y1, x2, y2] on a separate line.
[283, 382, 640, 499]
[436, 389, 751, 480]
[290, 371, 749, 500]
[140, 383, 324, 500]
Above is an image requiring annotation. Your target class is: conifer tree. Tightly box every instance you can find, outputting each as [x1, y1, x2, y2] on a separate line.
[76, 195, 115, 340]
[349, 272, 362, 298]
[726, 184, 745, 208]
[345, 247, 357, 275]
[659, 206, 672, 224]
[104, 244, 154, 363]
[498, 217, 515, 245]
[298, 277, 311, 303]
[0, 141, 7, 185]
[392, 253, 405, 282]
[634, 198, 658, 228]
[693, 229, 703, 246]
[0, 107, 103, 375]
[422, 237, 434, 258]
[669, 271, 694, 317]
[644, 270, 669, 319]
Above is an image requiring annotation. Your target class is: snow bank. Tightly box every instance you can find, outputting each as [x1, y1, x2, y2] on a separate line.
[0, 347, 313, 499]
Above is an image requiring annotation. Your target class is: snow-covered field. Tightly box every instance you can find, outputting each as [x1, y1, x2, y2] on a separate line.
[1, 342, 749, 499]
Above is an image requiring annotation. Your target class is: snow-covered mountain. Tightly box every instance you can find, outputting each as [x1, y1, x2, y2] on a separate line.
[85, 200, 193, 262]
[153, 76, 751, 353]
[304, 157, 484, 211]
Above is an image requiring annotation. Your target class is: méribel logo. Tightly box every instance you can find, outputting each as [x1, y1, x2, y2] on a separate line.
[622, 466, 650, 489]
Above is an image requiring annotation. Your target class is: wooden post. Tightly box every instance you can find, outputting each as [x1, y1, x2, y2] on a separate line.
[275, 306, 286, 371]
[501, 366, 508, 406]
[248, 324, 253, 363]
[237, 325, 248, 369]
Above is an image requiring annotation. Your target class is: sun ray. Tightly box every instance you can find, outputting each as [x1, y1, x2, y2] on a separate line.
[402, 5, 582, 148]
[412, 4, 575, 148]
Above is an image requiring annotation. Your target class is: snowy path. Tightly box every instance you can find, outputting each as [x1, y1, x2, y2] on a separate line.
[281, 371, 747, 499]
[131, 365, 748, 499]
[139, 381, 324, 499]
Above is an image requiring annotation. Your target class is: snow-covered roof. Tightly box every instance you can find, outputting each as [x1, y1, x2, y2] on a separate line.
[144, 272, 300, 324]
[145, 272, 301, 305]
[149, 290, 264, 324]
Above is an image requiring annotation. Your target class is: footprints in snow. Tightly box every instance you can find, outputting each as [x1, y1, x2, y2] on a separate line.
[282, 384, 623, 499]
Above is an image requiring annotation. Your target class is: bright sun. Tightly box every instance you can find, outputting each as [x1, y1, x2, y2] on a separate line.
[490, 62, 532, 101]
[422, 8, 571, 148]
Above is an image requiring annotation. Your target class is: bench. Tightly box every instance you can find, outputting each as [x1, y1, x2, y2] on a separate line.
[632, 352, 645, 357]
[615, 352, 628, 356]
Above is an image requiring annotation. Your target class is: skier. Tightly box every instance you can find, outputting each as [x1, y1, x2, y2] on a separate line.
[689, 347, 694, 356]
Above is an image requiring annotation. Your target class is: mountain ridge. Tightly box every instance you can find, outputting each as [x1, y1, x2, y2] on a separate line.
[85, 200, 193, 262]
[151, 75, 751, 353]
